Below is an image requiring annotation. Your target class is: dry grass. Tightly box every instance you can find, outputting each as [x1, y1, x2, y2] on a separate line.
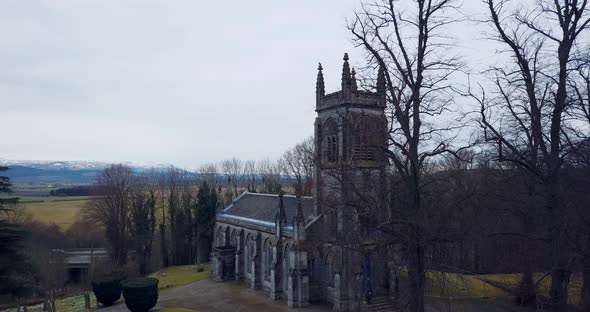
[426, 272, 510, 299]
[480, 273, 583, 305]
[20, 196, 90, 229]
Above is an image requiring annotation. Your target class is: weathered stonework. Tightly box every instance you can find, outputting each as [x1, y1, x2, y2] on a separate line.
[210, 246, 236, 282]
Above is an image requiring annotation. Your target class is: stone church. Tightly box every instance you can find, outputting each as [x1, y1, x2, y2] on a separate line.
[210, 54, 395, 311]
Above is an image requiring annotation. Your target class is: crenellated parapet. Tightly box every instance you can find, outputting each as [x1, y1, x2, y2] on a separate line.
[316, 53, 386, 113]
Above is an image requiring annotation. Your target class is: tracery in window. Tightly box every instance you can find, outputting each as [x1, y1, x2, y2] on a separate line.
[352, 115, 379, 162]
[323, 119, 338, 163]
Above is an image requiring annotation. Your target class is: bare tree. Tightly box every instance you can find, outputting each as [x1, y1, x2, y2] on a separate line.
[156, 171, 170, 268]
[85, 164, 134, 266]
[257, 159, 283, 194]
[129, 174, 157, 274]
[163, 167, 195, 265]
[468, 1, 590, 309]
[350, 1, 463, 311]
[569, 54, 590, 310]
[0, 203, 32, 225]
[243, 160, 258, 192]
[31, 248, 66, 311]
[221, 158, 243, 198]
[281, 136, 315, 196]
[197, 163, 220, 190]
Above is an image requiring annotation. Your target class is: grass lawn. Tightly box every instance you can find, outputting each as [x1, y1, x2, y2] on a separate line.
[150, 265, 210, 291]
[0, 293, 98, 312]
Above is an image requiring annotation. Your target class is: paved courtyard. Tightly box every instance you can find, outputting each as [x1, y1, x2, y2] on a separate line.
[99, 279, 333, 312]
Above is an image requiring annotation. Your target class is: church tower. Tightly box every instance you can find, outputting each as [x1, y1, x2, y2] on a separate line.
[313, 53, 388, 233]
[313, 54, 389, 311]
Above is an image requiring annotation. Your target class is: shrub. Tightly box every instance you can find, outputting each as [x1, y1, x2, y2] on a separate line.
[122, 277, 159, 312]
[91, 271, 127, 306]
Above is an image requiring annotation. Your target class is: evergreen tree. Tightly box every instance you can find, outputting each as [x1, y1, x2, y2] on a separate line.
[194, 182, 218, 263]
[0, 166, 33, 298]
[0, 166, 17, 211]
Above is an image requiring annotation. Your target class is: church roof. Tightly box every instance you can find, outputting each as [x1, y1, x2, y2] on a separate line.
[220, 192, 314, 227]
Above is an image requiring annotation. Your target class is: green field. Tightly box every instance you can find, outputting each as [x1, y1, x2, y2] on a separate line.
[150, 265, 210, 291]
[1, 196, 91, 229]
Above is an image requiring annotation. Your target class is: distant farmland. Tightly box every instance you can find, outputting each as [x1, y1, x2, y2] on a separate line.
[18, 196, 91, 229]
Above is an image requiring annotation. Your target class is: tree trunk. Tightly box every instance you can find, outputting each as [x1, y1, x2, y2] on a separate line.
[519, 183, 537, 306]
[583, 239, 590, 312]
[160, 223, 169, 267]
[547, 175, 569, 311]
[408, 229, 425, 312]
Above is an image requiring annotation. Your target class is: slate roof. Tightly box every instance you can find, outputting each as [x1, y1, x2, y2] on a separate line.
[220, 192, 314, 227]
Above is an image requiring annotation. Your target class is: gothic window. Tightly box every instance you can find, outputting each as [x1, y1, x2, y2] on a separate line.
[323, 119, 338, 163]
[283, 244, 291, 292]
[352, 115, 379, 162]
[246, 238, 254, 274]
[216, 227, 224, 247]
[264, 240, 272, 281]
[308, 257, 316, 282]
[326, 253, 335, 287]
[230, 231, 237, 248]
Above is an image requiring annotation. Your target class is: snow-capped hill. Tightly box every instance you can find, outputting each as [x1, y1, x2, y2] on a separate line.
[0, 159, 110, 171]
[0, 159, 176, 186]
[0, 159, 172, 171]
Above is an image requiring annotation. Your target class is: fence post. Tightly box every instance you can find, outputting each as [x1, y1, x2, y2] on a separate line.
[84, 292, 91, 309]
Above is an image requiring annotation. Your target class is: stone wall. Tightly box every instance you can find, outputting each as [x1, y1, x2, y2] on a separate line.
[210, 246, 236, 282]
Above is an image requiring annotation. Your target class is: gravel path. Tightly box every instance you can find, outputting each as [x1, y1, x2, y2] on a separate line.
[97, 279, 536, 312]
[98, 279, 332, 312]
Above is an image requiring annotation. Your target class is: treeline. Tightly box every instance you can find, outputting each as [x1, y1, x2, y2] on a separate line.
[408, 153, 590, 277]
[49, 185, 100, 196]
[196, 136, 314, 199]
[83, 165, 217, 275]
[346, 0, 590, 310]
[82, 137, 314, 274]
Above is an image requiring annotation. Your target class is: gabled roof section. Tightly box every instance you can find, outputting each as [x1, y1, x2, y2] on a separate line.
[220, 192, 314, 227]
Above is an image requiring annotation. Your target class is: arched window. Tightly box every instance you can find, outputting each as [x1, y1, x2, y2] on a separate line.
[264, 240, 273, 281]
[246, 237, 254, 274]
[352, 115, 380, 162]
[216, 227, 224, 247]
[283, 244, 291, 292]
[323, 119, 338, 163]
[326, 253, 335, 287]
[230, 230, 237, 248]
[308, 257, 316, 282]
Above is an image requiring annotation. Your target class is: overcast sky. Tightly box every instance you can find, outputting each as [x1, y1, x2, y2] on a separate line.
[0, 0, 490, 169]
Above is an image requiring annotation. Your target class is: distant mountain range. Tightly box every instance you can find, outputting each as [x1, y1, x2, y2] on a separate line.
[0, 160, 173, 186]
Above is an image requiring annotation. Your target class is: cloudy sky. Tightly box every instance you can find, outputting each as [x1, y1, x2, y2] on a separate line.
[0, 0, 489, 169]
